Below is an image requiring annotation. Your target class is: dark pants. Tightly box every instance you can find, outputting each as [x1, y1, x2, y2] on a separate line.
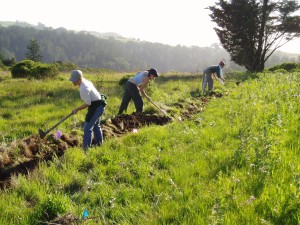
[118, 81, 143, 114]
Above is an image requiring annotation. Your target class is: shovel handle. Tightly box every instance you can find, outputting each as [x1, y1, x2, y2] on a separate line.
[44, 112, 73, 133]
[148, 98, 167, 116]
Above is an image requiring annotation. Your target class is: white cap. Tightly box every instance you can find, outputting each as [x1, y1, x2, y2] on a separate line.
[69, 70, 83, 82]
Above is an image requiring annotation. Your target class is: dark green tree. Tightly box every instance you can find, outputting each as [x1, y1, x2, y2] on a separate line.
[209, 0, 300, 72]
[25, 39, 42, 62]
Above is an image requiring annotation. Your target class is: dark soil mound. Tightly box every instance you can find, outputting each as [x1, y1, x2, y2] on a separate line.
[0, 133, 81, 189]
[0, 114, 172, 189]
[102, 113, 172, 137]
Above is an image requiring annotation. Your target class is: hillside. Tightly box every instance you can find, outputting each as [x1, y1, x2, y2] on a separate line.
[0, 21, 126, 40]
[0, 21, 299, 72]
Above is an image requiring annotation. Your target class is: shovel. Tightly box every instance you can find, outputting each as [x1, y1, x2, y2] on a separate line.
[39, 112, 73, 138]
[148, 98, 168, 116]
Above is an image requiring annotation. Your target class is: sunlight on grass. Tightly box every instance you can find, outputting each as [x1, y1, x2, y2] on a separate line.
[1, 71, 300, 224]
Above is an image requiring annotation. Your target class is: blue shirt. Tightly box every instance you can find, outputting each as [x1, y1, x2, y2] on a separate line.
[204, 65, 223, 78]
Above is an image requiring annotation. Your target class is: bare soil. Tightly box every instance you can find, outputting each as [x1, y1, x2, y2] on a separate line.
[102, 113, 172, 137]
[0, 94, 219, 189]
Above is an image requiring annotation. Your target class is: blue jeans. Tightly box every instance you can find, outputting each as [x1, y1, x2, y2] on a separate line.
[83, 105, 105, 151]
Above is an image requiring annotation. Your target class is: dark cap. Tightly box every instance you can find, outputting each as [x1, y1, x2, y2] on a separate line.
[148, 68, 159, 77]
[219, 61, 225, 66]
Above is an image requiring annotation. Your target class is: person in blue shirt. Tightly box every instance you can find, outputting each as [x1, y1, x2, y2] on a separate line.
[118, 68, 159, 115]
[202, 61, 225, 95]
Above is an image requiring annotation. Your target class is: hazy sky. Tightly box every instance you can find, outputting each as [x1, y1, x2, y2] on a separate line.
[1, 0, 300, 54]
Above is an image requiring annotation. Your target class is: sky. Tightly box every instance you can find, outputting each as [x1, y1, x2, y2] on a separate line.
[1, 0, 300, 54]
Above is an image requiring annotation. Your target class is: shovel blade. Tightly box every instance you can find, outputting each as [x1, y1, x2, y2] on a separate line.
[38, 112, 73, 139]
[39, 128, 47, 139]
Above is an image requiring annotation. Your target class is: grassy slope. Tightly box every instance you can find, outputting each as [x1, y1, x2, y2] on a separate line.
[0, 71, 127, 142]
[0, 71, 300, 224]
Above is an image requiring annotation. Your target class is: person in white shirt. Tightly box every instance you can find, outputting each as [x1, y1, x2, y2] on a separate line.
[69, 70, 106, 151]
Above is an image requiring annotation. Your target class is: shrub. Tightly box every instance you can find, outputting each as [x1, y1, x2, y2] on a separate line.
[52, 61, 77, 72]
[118, 74, 132, 86]
[11, 60, 35, 78]
[2, 57, 16, 67]
[11, 60, 59, 79]
[31, 63, 59, 79]
[268, 62, 300, 72]
[272, 68, 288, 74]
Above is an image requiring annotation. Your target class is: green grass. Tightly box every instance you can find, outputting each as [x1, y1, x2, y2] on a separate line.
[0, 70, 300, 224]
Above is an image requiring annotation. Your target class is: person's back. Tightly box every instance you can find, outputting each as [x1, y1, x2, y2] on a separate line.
[79, 78, 102, 104]
[129, 71, 148, 86]
[204, 65, 222, 78]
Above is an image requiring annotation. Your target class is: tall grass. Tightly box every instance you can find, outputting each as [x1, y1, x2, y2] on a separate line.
[0, 70, 300, 224]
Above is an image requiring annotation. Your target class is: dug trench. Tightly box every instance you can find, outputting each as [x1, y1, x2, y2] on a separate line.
[0, 93, 220, 189]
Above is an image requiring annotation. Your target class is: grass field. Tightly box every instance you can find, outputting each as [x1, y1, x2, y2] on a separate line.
[0, 69, 299, 224]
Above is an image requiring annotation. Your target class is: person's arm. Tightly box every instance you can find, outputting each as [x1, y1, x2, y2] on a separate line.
[72, 103, 90, 114]
[72, 87, 91, 114]
[216, 66, 225, 81]
[138, 77, 151, 100]
[212, 73, 218, 80]
[218, 68, 225, 84]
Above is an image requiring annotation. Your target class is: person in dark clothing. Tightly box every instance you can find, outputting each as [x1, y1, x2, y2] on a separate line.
[118, 68, 159, 114]
[202, 61, 225, 95]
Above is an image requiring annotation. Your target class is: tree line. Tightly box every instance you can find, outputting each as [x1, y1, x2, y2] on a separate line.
[0, 24, 298, 73]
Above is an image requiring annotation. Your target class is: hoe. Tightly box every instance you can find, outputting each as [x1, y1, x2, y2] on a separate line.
[39, 112, 73, 139]
[148, 98, 168, 117]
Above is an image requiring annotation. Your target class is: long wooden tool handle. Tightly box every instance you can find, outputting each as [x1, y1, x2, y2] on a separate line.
[45, 112, 73, 133]
[148, 99, 167, 116]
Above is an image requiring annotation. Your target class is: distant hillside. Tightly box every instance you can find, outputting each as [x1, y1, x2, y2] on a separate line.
[0, 21, 33, 27]
[88, 31, 122, 38]
[0, 21, 135, 43]
[0, 20, 298, 72]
